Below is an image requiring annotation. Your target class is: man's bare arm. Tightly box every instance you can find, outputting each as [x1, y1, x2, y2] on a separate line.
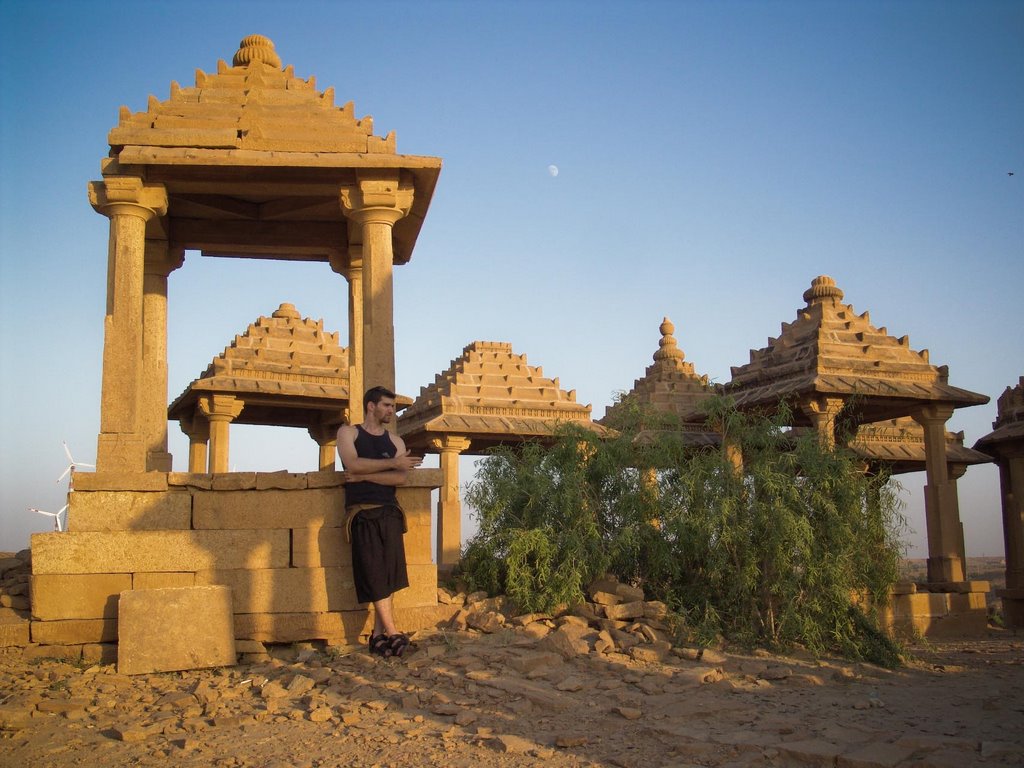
[336, 424, 422, 473]
[342, 469, 408, 486]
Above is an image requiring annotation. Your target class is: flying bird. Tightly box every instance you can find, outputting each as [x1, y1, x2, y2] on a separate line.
[30, 505, 69, 532]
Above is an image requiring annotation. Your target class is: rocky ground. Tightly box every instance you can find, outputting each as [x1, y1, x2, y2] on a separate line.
[1, 621, 1022, 768]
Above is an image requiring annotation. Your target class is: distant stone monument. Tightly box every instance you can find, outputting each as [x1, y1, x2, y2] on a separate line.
[975, 377, 1024, 627]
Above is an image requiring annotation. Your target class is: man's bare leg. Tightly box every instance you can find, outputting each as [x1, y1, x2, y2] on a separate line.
[372, 595, 398, 637]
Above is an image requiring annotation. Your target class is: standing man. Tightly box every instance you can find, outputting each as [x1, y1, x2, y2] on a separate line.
[337, 386, 422, 657]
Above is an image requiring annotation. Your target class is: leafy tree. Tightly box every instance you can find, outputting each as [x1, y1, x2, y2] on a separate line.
[458, 396, 906, 666]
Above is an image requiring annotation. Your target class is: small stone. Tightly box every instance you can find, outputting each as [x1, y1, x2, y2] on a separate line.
[615, 707, 642, 720]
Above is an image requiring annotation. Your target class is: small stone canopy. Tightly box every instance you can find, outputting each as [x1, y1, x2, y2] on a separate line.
[89, 34, 442, 473]
[725, 275, 989, 425]
[104, 33, 440, 265]
[167, 303, 351, 472]
[724, 275, 990, 586]
[398, 341, 611, 454]
[397, 340, 610, 573]
[600, 317, 719, 448]
[849, 417, 990, 475]
[973, 376, 1024, 627]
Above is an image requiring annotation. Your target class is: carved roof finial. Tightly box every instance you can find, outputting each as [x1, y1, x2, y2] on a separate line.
[653, 317, 685, 363]
[803, 274, 844, 305]
[233, 34, 282, 69]
[272, 302, 300, 320]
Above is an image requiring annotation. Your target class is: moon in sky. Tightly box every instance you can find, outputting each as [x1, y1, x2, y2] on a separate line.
[548, 164, 559, 177]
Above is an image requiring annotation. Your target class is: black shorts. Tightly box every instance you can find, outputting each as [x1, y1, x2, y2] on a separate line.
[349, 505, 409, 604]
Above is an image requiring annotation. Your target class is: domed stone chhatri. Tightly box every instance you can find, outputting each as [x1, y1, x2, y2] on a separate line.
[726, 275, 989, 592]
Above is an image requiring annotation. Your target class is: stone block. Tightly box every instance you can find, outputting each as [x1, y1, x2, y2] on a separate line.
[197, 562, 435, 614]
[604, 600, 646, 621]
[255, 471, 307, 490]
[0, 619, 30, 646]
[31, 529, 290, 574]
[211, 473, 257, 491]
[31, 618, 117, 644]
[192, 488, 345, 529]
[67, 490, 191, 531]
[168, 473, 214, 490]
[307, 471, 344, 488]
[81, 643, 118, 665]
[31, 573, 132, 619]
[291, 526, 350, 568]
[947, 592, 987, 612]
[133, 572, 195, 590]
[71, 472, 169, 492]
[118, 586, 235, 675]
[196, 567, 356, 613]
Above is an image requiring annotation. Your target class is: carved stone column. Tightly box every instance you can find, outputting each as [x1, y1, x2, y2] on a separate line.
[179, 412, 210, 474]
[88, 178, 168, 472]
[430, 435, 472, 573]
[142, 241, 184, 471]
[340, 174, 414, 396]
[309, 424, 339, 471]
[801, 395, 846, 449]
[198, 394, 244, 473]
[912, 403, 964, 583]
[330, 246, 364, 423]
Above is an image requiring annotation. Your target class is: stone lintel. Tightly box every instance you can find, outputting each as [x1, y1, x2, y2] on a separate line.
[192, 488, 346, 529]
[31, 618, 118, 645]
[168, 472, 215, 489]
[30, 529, 290, 574]
[255, 471, 308, 490]
[31, 574, 132, 620]
[71, 472, 169, 492]
[67, 490, 191, 532]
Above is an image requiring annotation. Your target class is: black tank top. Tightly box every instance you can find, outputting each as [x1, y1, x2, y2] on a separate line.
[345, 426, 399, 507]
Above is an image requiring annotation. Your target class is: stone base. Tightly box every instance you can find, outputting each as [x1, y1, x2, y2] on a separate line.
[997, 589, 1024, 629]
[875, 585, 991, 639]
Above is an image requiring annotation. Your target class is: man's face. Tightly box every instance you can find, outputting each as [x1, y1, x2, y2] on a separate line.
[368, 396, 397, 423]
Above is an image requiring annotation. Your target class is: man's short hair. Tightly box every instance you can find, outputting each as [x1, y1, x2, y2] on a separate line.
[364, 385, 397, 409]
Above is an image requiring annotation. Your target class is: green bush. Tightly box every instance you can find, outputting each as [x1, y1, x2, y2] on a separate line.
[458, 396, 906, 666]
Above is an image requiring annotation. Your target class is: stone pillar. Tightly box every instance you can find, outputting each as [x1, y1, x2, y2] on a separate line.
[801, 396, 846, 449]
[88, 178, 168, 472]
[198, 394, 244, 473]
[430, 435, 472, 573]
[330, 247, 365, 424]
[912, 403, 964, 583]
[722, 433, 744, 476]
[179, 413, 210, 474]
[142, 241, 184, 471]
[309, 424, 339, 471]
[948, 463, 969, 580]
[340, 174, 414, 396]
[998, 447, 1024, 625]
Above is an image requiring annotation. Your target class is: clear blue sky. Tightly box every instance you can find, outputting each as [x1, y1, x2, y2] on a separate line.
[1, 1, 1021, 558]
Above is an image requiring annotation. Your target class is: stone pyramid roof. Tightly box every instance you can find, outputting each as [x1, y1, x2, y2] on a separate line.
[103, 34, 441, 264]
[975, 376, 1024, 452]
[601, 318, 719, 445]
[398, 341, 610, 452]
[168, 303, 351, 428]
[850, 417, 990, 475]
[726, 275, 988, 424]
[111, 34, 397, 157]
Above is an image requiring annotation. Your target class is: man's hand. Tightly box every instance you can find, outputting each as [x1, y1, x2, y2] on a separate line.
[392, 450, 423, 471]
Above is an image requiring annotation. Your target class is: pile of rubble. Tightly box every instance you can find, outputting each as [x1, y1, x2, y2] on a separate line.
[442, 574, 723, 667]
[0, 550, 31, 647]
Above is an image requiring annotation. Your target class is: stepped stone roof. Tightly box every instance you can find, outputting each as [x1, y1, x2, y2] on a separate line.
[398, 341, 610, 452]
[103, 34, 440, 263]
[850, 417, 991, 475]
[600, 318, 720, 448]
[725, 275, 988, 425]
[168, 303, 351, 428]
[975, 376, 1024, 453]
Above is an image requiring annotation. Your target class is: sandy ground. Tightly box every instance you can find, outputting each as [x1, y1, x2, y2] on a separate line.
[1, 627, 1022, 768]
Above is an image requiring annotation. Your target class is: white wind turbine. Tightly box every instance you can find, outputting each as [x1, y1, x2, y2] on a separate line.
[57, 441, 95, 487]
[29, 505, 69, 532]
